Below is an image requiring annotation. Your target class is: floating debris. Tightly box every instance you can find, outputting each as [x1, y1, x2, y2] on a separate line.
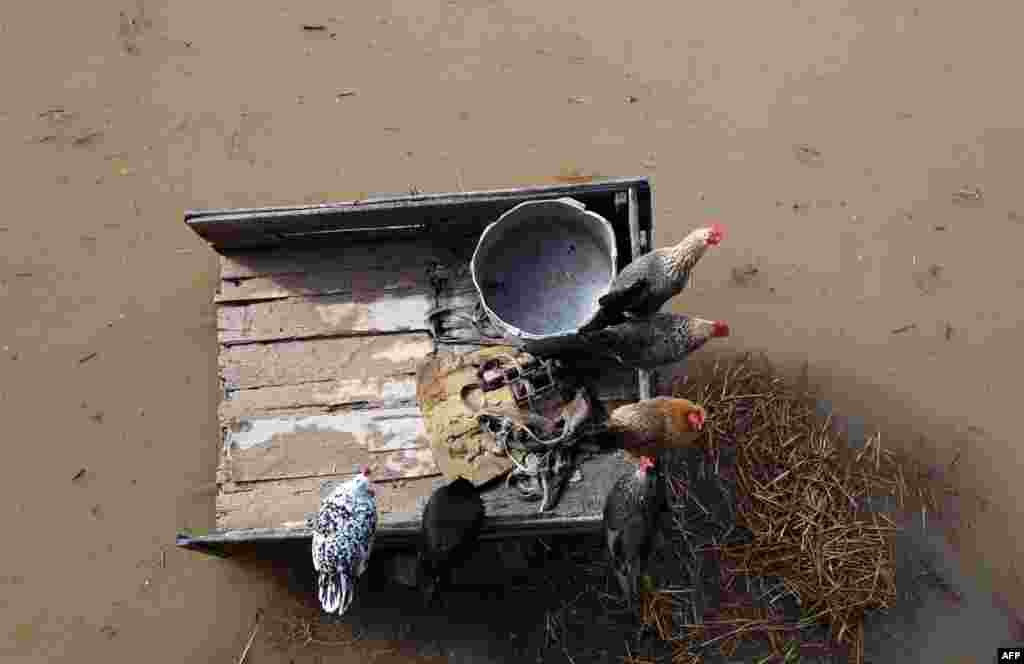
[891, 323, 917, 334]
[793, 144, 824, 167]
[730, 264, 760, 287]
[953, 186, 983, 204]
[72, 468, 87, 482]
[72, 130, 104, 147]
[301, 24, 327, 31]
[79, 351, 99, 364]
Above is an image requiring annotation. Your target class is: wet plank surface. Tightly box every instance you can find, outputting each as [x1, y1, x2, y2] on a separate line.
[224, 407, 431, 482]
[214, 450, 632, 541]
[208, 200, 646, 545]
[219, 334, 432, 391]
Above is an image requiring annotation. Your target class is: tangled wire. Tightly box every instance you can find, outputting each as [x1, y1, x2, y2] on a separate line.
[477, 404, 583, 514]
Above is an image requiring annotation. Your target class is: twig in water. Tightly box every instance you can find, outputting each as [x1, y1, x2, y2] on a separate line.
[237, 609, 263, 664]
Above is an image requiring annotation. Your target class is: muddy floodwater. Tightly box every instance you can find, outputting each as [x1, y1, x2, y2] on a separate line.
[2, 0, 1023, 661]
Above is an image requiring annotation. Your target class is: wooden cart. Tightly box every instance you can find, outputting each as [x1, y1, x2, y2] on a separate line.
[176, 177, 655, 557]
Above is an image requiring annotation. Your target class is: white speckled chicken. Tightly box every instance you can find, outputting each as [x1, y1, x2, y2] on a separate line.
[604, 455, 669, 606]
[312, 466, 378, 615]
[579, 224, 725, 333]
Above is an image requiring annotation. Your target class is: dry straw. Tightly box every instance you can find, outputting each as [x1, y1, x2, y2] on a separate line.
[654, 354, 939, 664]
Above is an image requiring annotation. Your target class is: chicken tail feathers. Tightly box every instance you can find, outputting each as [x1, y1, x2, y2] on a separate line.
[597, 277, 650, 312]
[318, 570, 352, 615]
[578, 306, 625, 334]
[613, 566, 635, 607]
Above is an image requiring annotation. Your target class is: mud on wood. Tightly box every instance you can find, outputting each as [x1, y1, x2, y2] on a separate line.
[217, 293, 434, 345]
[219, 333, 432, 391]
[222, 408, 434, 483]
[218, 240, 442, 292]
[215, 449, 632, 534]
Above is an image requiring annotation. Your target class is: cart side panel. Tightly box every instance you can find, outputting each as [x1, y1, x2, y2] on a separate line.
[187, 178, 652, 251]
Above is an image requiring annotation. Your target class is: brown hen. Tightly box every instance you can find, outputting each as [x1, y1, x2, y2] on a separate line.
[602, 396, 706, 462]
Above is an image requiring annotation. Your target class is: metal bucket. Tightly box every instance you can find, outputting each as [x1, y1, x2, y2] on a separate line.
[470, 197, 618, 342]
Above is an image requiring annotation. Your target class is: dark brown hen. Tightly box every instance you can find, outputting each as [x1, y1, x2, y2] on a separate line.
[604, 455, 669, 607]
[546, 313, 729, 370]
[418, 477, 485, 606]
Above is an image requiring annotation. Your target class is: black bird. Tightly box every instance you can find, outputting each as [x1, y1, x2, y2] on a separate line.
[419, 477, 486, 606]
[603, 455, 668, 607]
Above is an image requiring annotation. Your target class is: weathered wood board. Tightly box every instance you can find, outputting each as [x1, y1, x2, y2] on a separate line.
[219, 374, 419, 421]
[219, 334, 432, 391]
[217, 293, 434, 345]
[223, 407, 432, 483]
[213, 450, 632, 543]
[180, 179, 656, 555]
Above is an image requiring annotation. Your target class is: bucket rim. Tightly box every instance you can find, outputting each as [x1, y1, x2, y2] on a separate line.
[469, 197, 619, 340]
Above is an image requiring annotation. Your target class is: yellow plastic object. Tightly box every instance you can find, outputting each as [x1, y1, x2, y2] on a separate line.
[415, 346, 522, 487]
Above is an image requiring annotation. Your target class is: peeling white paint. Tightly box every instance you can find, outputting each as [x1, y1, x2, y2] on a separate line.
[311, 376, 417, 404]
[366, 411, 428, 451]
[229, 407, 426, 452]
[379, 377, 418, 401]
[314, 296, 431, 334]
[367, 296, 432, 331]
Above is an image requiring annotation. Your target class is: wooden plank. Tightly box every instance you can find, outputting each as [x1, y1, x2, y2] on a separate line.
[217, 291, 434, 345]
[218, 241, 442, 299]
[215, 449, 630, 536]
[188, 179, 652, 251]
[215, 474, 439, 533]
[224, 407, 430, 483]
[219, 334, 432, 390]
[218, 237, 468, 280]
[215, 262, 478, 346]
[375, 447, 440, 481]
[216, 267, 426, 304]
[219, 373, 418, 420]
[216, 476, 323, 531]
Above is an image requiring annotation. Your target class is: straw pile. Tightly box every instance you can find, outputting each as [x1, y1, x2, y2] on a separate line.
[646, 354, 937, 664]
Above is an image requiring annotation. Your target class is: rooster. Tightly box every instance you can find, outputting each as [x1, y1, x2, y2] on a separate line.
[419, 477, 486, 606]
[579, 223, 725, 333]
[312, 466, 377, 615]
[604, 455, 669, 607]
[544, 314, 729, 371]
[598, 397, 706, 463]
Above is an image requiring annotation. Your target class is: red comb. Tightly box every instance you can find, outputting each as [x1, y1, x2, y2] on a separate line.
[707, 223, 726, 245]
[712, 321, 730, 338]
